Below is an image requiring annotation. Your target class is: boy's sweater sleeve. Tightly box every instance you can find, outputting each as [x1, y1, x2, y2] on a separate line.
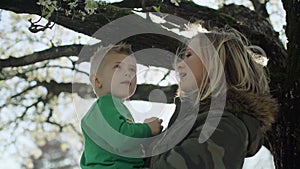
[81, 96, 152, 155]
[99, 98, 152, 138]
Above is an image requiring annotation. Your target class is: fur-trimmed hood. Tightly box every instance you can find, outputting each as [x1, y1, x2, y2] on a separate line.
[195, 89, 279, 156]
[168, 89, 279, 157]
[198, 88, 279, 133]
[225, 89, 278, 132]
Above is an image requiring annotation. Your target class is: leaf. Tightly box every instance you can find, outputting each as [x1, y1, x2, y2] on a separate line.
[152, 6, 161, 12]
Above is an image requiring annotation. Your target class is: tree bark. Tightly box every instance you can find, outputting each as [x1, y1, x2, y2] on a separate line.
[268, 1, 300, 169]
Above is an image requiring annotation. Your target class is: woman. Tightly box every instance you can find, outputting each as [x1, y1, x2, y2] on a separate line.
[149, 27, 278, 169]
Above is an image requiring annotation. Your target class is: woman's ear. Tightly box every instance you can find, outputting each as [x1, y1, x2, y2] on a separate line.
[90, 74, 102, 88]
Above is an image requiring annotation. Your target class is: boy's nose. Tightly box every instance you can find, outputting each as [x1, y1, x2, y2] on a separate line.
[124, 71, 130, 77]
[124, 70, 132, 77]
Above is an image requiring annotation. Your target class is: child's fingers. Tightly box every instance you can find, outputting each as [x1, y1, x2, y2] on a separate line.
[159, 119, 163, 124]
[144, 117, 158, 123]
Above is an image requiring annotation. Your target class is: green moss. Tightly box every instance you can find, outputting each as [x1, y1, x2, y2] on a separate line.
[105, 5, 132, 15]
[217, 12, 238, 25]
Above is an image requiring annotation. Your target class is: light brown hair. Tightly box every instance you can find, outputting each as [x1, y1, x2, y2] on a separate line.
[90, 43, 133, 76]
[176, 27, 270, 103]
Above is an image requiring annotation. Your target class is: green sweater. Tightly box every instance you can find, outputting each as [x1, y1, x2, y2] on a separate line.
[80, 94, 152, 169]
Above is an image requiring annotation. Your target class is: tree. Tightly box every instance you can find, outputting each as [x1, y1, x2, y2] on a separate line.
[0, 0, 299, 168]
[31, 139, 79, 169]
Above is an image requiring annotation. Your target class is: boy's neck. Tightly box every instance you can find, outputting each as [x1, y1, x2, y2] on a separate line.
[96, 93, 126, 102]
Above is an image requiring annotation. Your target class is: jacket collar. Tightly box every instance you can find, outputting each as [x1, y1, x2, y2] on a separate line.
[197, 88, 279, 132]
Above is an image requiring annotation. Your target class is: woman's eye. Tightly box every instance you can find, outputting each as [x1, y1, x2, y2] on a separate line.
[178, 54, 185, 60]
[185, 51, 192, 58]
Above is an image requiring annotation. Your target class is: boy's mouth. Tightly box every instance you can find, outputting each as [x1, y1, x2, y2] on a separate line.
[120, 80, 131, 85]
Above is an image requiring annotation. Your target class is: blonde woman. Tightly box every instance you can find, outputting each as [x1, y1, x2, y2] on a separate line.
[149, 27, 278, 169]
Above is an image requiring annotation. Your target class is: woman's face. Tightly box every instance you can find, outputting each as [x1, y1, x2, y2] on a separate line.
[176, 39, 205, 92]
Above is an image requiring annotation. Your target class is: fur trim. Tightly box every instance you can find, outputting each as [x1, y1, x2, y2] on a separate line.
[225, 89, 279, 132]
[199, 89, 279, 132]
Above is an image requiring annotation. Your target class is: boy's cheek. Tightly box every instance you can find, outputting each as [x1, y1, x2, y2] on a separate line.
[129, 84, 137, 96]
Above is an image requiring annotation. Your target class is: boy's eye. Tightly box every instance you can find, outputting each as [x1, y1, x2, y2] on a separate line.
[113, 64, 121, 69]
[130, 68, 136, 72]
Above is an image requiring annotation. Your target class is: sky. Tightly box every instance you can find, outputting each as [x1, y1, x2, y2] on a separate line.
[0, 0, 286, 168]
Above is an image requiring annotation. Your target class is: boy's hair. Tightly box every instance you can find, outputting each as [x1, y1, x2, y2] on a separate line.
[90, 43, 133, 75]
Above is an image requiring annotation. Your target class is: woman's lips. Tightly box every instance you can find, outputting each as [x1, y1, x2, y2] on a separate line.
[179, 73, 187, 78]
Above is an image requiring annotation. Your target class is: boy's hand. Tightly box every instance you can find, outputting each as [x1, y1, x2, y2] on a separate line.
[144, 117, 163, 136]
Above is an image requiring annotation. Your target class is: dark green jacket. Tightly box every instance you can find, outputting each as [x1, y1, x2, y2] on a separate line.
[149, 89, 278, 169]
[80, 94, 152, 169]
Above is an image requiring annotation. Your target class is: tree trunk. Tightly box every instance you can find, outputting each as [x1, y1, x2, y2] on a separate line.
[267, 1, 300, 169]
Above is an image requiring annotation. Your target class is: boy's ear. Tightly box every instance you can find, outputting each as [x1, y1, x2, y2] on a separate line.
[90, 74, 102, 88]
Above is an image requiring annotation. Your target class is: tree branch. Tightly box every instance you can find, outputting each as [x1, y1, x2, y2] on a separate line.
[11, 84, 39, 98]
[250, 0, 269, 18]
[132, 84, 178, 103]
[41, 80, 178, 103]
[0, 42, 177, 70]
[0, 0, 287, 75]
[46, 108, 64, 132]
[0, 45, 83, 69]
[112, 0, 162, 9]
[9, 73, 178, 103]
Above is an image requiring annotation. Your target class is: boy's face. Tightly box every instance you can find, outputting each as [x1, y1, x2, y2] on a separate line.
[97, 52, 137, 99]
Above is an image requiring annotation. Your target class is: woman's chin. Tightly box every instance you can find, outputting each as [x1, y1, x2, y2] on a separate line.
[180, 84, 198, 93]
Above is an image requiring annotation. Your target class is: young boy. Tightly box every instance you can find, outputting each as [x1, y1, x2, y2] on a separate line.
[80, 43, 162, 169]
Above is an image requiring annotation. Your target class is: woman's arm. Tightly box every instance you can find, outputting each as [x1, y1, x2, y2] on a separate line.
[150, 113, 250, 169]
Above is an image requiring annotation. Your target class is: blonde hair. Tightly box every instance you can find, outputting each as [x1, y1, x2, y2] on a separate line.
[176, 27, 270, 103]
[90, 42, 133, 75]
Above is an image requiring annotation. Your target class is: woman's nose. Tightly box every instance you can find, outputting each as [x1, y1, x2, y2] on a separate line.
[176, 60, 185, 69]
